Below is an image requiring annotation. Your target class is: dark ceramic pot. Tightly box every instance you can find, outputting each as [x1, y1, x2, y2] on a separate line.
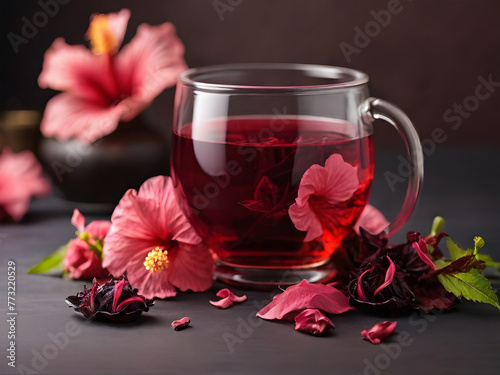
[39, 117, 170, 207]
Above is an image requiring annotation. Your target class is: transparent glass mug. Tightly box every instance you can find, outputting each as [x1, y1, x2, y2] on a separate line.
[171, 64, 423, 287]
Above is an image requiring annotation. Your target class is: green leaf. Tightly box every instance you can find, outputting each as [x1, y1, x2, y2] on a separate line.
[27, 241, 70, 276]
[477, 254, 500, 270]
[437, 269, 500, 309]
[446, 236, 466, 261]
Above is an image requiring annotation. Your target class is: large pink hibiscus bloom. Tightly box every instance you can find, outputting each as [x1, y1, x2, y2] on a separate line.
[38, 9, 187, 144]
[0, 147, 50, 222]
[288, 154, 359, 242]
[102, 176, 214, 299]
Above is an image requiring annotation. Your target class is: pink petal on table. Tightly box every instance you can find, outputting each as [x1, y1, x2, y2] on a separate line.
[210, 297, 234, 309]
[216, 288, 247, 303]
[257, 280, 353, 320]
[171, 317, 191, 331]
[362, 321, 397, 344]
[294, 308, 334, 335]
[210, 289, 247, 309]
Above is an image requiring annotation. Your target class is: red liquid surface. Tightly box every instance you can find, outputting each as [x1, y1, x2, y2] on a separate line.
[172, 116, 374, 267]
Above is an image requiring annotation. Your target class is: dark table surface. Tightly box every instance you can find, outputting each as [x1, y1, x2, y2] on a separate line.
[1, 147, 500, 375]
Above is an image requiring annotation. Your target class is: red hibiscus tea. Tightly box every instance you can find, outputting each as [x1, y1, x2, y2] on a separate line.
[171, 116, 374, 268]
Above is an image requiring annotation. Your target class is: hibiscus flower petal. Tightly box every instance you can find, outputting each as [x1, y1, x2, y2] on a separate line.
[361, 321, 397, 344]
[209, 297, 233, 309]
[294, 164, 329, 204]
[87, 9, 130, 55]
[38, 38, 118, 104]
[294, 308, 334, 335]
[288, 201, 323, 242]
[85, 220, 112, 240]
[413, 239, 437, 271]
[372, 256, 396, 297]
[40, 93, 125, 144]
[257, 280, 354, 320]
[323, 154, 359, 203]
[71, 209, 86, 233]
[103, 176, 213, 299]
[168, 243, 214, 292]
[353, 204, 389, 235]
[137, 176, 202, 245]
[171, 317, 191, 331]
[115, 22, 187, 122]
[0, 148, 51, 222]
[216, 288, 247, 303]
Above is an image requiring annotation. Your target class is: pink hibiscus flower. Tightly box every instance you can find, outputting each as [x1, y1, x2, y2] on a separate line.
[288, 154, 359, 241]
[64, 209, 111, 280]
[102, 176, 214, 299]
[0, 147, 50, 222]
[353, 204, 389, 235]
[38, 9, 187, 144]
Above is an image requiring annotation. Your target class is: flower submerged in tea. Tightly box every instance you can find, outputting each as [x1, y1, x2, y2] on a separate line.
[289, 154, 359, 242]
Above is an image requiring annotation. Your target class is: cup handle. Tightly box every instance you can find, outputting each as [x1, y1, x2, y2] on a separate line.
[360, 97, 424, 238]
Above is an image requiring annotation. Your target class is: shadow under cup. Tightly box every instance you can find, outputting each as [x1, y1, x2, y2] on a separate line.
[171, 64, 423, 288]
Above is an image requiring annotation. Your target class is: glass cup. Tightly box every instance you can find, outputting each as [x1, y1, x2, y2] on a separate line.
[171, 64, 423, 288]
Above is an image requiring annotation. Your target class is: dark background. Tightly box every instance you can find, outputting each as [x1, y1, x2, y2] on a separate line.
[1, 0, 499, 146]
[0, 0, 499, 244]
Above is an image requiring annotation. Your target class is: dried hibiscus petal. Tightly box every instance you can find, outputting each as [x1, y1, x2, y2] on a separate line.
[210, 288, 247, 309]
[361, 321, 397, 344]
[171, 317, 191, 331]
[257, 279, 353, 321]
[294, 308, 334, 335]
[65, 275, 153, 322]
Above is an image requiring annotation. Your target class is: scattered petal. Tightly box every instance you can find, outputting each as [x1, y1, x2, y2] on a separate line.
[210, 288, 247, 309]
[294, 308, 334, 335]
[171, 317, 191, 331]
[361, 321, 397, 344]
[257, 280, 353, 321]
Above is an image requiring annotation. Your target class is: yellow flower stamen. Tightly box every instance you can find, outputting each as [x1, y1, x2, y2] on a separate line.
[143, 246, 169, 273]
[86, 14, 117, 55]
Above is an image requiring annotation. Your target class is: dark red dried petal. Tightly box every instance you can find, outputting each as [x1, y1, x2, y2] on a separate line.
[361, 321, 397, 344]
[294, 308, 334, 335]
[65, 275, 154, 322]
